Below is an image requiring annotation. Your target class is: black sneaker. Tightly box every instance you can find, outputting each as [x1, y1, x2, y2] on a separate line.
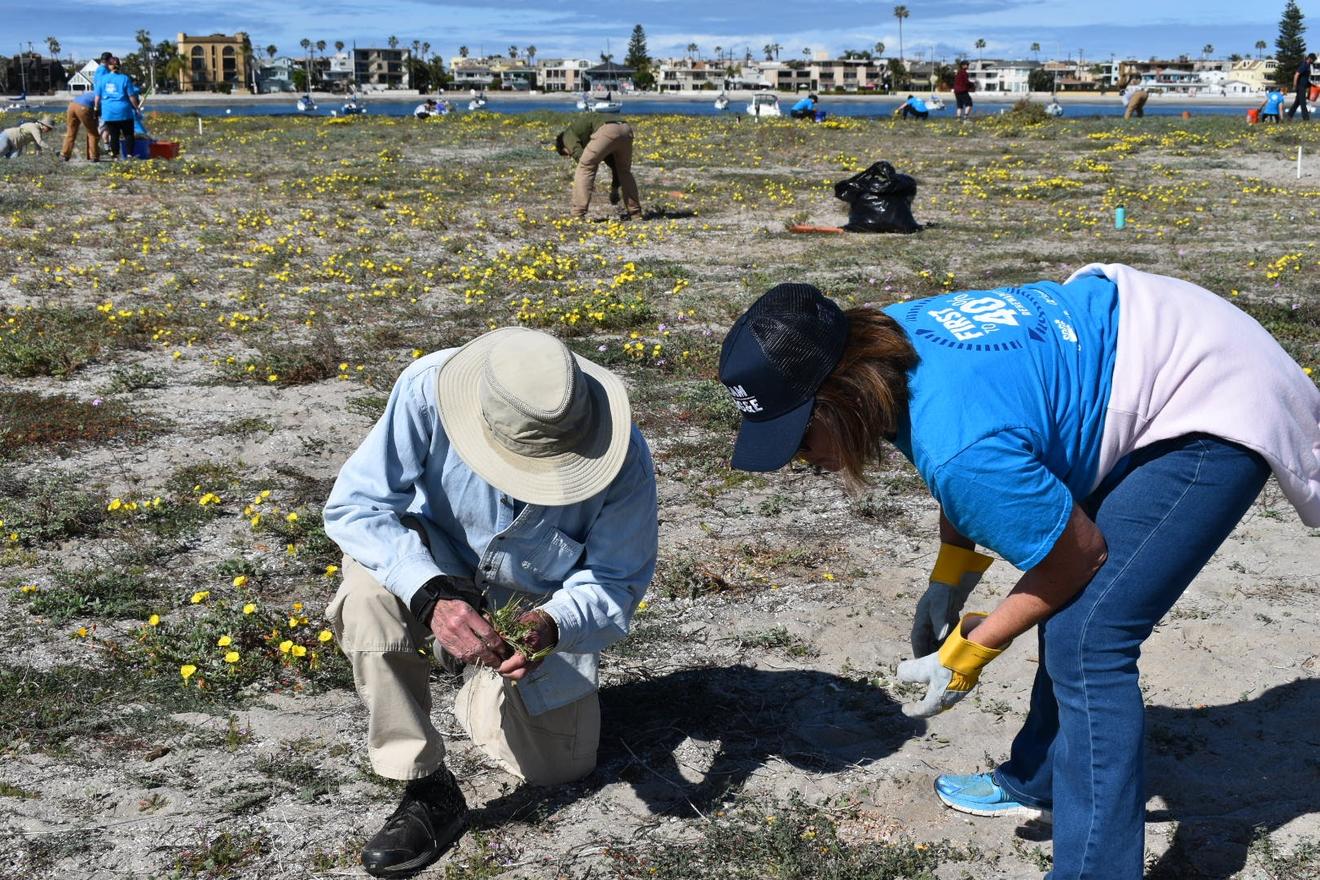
[361, 767, 468, 878]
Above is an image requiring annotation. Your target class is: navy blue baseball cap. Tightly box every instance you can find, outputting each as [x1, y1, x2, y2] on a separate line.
[718, 283, 849, 471]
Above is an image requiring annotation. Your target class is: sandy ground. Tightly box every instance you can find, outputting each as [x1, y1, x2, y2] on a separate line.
[0, 111, 1317, 879]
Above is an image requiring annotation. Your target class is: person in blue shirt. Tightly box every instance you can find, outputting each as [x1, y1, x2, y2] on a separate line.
[719, 275, 1319, 880]
[789, 93, 818, 119]
[323, 327, 658, 878]
[1260, 86, 1286, 122]
[93, 56, 141, 159]
[896, 94, 929, 119]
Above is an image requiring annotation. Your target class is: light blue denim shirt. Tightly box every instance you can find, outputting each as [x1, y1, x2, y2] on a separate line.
[323, 350, 659, 715]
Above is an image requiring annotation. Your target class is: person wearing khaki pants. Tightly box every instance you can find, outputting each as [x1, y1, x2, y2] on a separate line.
[61, 94, 100, 162]
[323, 327, 658, 878]
[555, 113, 642, 219]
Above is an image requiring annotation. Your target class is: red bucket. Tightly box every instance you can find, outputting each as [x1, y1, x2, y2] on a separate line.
[1247, 108, 1260, 125]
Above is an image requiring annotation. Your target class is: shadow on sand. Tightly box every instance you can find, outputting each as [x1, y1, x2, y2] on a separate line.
[471, 663, 923, 827]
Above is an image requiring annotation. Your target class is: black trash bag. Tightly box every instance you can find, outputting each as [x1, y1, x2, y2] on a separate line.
[833, 160, 922, 233]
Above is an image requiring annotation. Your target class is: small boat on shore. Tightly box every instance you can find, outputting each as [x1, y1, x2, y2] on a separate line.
[1045, 100, 1064, 117]
[714, 92, 730, 111]
[296, 95, 317, 113]
[468, 90, 488, 111]
[746, 93, 780, 118]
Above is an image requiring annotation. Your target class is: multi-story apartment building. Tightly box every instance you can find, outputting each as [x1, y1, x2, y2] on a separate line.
[536, 58, 590, 92]
[353, 47, 409, 89]
[177, 32, 250, 92]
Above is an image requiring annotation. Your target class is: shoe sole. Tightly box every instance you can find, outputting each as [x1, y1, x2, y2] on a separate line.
[935, 787, 1051, 822]
[362, 816, 467, 879]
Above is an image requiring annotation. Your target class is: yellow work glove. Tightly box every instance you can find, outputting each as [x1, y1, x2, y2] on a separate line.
[911, 543, 994, 656]
[897, 612, 1008, 718]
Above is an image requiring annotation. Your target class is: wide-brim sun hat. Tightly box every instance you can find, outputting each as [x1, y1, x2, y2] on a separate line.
[37, 115, 55, 128]
[436, 327, 631, 506]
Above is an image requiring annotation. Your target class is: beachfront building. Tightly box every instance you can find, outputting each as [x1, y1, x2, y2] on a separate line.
[353, 47, 410, 90]
[498, 65, 536, 90]
[177, 32, 251, 93]
[1230, 59, 1279, 92]
[4, 51, 69, 95]
[535, 58, 590, 92]
[655, 59, 726, 91]
[583, 61, 635, 92]
[255, 57, 298, 93]
[451, 58, 493, 90]
[325, 52, 354, 90]
[741, 58, 886, 92]
[67, 59, 99, 93]
[965, 59, 1039, 93]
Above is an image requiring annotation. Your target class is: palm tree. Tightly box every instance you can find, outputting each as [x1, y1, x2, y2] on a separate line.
[874, 41, 885, 57]
[975, 38, 986, 64]
[459, 46, 469, 59]
[388, 35, 399, 50]
[1030, 41, 1040, 62]
[45, 36, 60, 65]
[508, 45, 518, 58]
[525, 45, 536, 63]
[266, 45, 277, 60]
[686, 42, 698, 60]
[335, 41, 345, 53]
[316, 39, 326, 54]
[1202, 43, 1214, 60]
[802, 47, 812, 60]
[894, 5, 909, 70]
[299, 38, 312, 92]
[1255, 39, 1267, 59]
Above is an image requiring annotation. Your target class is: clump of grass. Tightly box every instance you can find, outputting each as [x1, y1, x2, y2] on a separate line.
[25, 563, 161, 624]
[225, 329, 343, 386]
[0, 391, 157, 458]
[605, 793, 973, 879]
[0, 467, 107, 545]
[172, 829, 270, 879]
[487, 595, 554, 661]
[652, 554, 731, 600]
[107, 595, 353, 701]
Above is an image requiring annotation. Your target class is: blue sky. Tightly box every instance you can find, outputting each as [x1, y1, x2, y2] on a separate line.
[5, 0, 1307, 65]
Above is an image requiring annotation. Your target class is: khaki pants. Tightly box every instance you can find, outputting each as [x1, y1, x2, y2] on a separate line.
[572, 122, 641, 219]
[62, 103, 99, 161]
[327, 554, 600, 785]
[1124, 91, 1149, 119]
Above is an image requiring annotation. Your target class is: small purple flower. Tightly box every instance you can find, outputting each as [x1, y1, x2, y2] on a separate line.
[597, 344, 607, 352]
[91, 397, 104, 407]
[657, 323, 668, 332]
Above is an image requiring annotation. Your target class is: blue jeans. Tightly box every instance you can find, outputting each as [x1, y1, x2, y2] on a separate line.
[991, 434, 1269, 880]
[0, 132, 13, 158]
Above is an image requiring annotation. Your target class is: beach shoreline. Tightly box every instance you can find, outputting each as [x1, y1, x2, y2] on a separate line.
[17, 88, 1264, 107]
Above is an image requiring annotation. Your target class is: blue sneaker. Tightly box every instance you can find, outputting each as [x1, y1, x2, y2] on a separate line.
[934, 772, 1051, 821]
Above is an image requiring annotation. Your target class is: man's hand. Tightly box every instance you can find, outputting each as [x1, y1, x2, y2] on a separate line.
[497, 610, 557, 681]
[430, 599, 509, 668]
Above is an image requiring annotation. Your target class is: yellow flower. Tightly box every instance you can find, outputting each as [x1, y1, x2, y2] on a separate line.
[242, 602, 257, 615]
[223, 651, 240, 664]
[148, 614, 160, 626]
[318, 629, 333, 643]
[19, 584, 38, 595]
[180, 664, 197, 680]
[291, 645, 308, 658]
[292, 602, 303, 613]
[190, 590, 210, 604]
[288, 616, 299, 628]
[217, 634, 232, 647]
[279, 639, 293, 654]
[285, 512, 299, 523]
[107, 498, 123, 511]
[324, 564, 339, 578]
[232, 575, 248, 588]
[75, 626, 89, 638]
[823, 572, 836, 582]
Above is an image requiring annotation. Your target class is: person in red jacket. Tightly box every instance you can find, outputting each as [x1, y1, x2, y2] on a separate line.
[953, 60, 975, 121]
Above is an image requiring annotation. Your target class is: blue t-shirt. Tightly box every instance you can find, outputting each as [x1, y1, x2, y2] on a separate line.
[93, 64, 110, 92]
[791, 98, 815, 113]
[1263, 91, 1285, 114]
[73, 93, 96, 109]
[96, 72, 140, 122]
[907, 97, 928, 112]
[884, 275, 1120, 569]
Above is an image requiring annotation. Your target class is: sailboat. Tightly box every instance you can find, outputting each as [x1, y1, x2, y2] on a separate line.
[714, 91, 730, 110]
[468, 89, 488, 110]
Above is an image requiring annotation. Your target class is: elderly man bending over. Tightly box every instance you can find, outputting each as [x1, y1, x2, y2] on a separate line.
[324, 327, 658, 878]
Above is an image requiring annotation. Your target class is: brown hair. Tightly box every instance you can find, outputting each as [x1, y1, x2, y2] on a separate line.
[811, 306, 918, 489]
